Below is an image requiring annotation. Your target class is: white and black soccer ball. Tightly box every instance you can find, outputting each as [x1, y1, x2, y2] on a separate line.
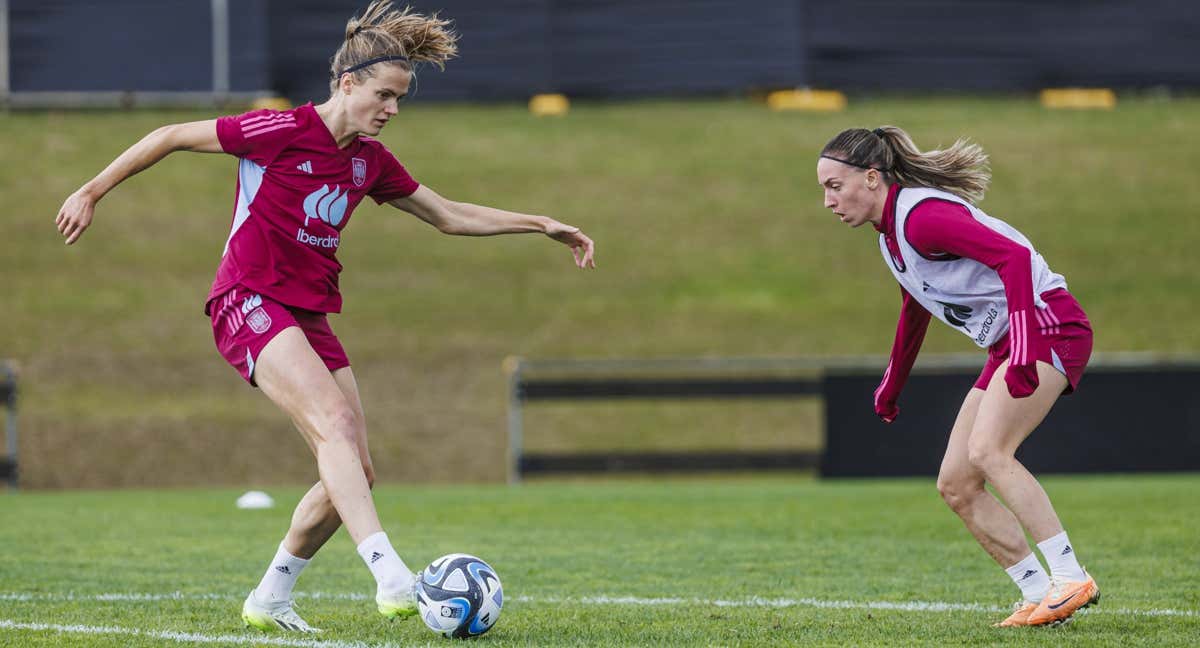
[416, 553, 503, 639]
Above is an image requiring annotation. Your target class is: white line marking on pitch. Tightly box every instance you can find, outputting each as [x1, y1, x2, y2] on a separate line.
[1, 591, 1196, 619]
[0, 619, 400, 648]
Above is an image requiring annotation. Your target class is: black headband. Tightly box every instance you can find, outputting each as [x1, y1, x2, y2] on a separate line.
[819, 154, 877, 170]
[338, 55, 409, 77]
[820, 129, 890, 170]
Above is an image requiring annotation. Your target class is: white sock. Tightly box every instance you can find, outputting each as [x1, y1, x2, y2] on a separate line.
[1004, 552, 1051, 603]
[254, 543, 310, 604]
[1037, 531, 1087, 583]
[356, 531, 415, 595]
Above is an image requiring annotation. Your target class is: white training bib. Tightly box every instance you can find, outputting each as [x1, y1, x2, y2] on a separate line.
[879, 187, 1066, 348]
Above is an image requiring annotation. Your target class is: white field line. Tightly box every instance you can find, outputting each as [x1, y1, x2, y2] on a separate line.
[1, 591, 1197, 619]
[0, 619, 401, 648]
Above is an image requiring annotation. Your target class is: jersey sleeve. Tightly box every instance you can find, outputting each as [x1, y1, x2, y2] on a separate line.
[369, 148, 421, 204]
[906, 199, 1043, 397]
[874, 286, 932, 422]
[215, 109, 299, 167]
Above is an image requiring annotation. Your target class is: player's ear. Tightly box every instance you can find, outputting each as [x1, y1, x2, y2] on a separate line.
[866, 169, 879, 191]
[340, 73, 354, 96]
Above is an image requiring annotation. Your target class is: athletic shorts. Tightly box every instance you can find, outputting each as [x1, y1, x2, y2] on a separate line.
[975, 288, 1092, 394]
[208, 286, 349, 386]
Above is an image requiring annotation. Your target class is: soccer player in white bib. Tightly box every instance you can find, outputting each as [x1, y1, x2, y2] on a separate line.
[817, 126, 1099, 627]
[54, 1, 595, 634]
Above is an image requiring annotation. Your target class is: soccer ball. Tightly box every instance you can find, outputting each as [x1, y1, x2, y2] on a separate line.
[416, 553, 503, 638]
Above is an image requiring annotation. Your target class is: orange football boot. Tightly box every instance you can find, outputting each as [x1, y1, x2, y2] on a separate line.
[1026, 571, 1100, 626]
[992, 600, 1039, 627]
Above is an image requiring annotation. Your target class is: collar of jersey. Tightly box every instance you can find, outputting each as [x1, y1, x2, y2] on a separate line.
[302, 102, 364, 158]
[874, 183, 902, 236]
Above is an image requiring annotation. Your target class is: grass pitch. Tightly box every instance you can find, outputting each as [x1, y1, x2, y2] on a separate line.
[5, 96, 1200, 488]
[1, 474, 1197, 646]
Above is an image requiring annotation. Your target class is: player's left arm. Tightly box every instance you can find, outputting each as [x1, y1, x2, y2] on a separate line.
[389, 185, 596, 268]
[907, 200, 1042, 397]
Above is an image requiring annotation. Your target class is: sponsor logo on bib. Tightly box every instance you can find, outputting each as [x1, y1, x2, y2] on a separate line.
[937, 300, 973, 328]
[303, 184, 348, 227]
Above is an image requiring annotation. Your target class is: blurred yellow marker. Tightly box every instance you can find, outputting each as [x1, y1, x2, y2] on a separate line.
[1040, 88, 1116, 110]
[766, 89, 847, 112]
[529, 93, 570, 117]
[250, 96, 293, 111]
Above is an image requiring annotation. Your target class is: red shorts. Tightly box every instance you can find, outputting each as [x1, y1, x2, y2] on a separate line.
[208, 286, 349, 386]
[975, 288, 1093, 394]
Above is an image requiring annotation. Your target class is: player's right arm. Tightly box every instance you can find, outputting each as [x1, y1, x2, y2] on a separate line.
[874, 286, 932, 423]
[55, 120, 221, 245]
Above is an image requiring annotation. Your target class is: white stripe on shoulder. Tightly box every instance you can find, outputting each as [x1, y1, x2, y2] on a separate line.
[241, 112, 296, 128]
[244, 121, 298, 139]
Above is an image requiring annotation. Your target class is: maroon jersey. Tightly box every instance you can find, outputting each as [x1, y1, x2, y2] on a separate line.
[206, 103, 419, 314]
[872, 186, 1087, 414]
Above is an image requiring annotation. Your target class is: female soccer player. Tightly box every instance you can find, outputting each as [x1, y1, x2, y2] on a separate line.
[816, 127, 1099, 627]
[54, 1, 595, 634]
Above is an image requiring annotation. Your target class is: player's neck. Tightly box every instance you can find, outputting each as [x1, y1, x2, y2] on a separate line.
[314, 101, 358, 149]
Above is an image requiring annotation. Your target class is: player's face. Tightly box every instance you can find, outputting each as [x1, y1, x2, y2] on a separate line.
[347, 64, 412, 136]
[817, 157, 880, 228]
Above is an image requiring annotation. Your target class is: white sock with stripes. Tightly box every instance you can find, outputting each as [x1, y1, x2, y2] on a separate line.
[1004, 552, 1051, 603]
[254, 543, 310, 604]
[356, 531, 415, 595]
[1037, 531, 1088, 583]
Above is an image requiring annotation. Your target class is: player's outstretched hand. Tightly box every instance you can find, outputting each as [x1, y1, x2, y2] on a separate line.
[55, 190, 96, 245]
[546, 221, 596, 269]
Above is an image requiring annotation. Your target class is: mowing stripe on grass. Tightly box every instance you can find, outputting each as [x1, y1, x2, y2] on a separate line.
[0, 619, 397, 648]
[2, 591, 1197, 618]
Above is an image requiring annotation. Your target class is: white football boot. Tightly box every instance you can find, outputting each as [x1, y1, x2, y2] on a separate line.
[241, 589, 321, 633]
[376, 574, 419, 620]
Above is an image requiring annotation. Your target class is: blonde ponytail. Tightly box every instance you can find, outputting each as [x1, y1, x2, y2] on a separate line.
[820, 126, 991, 204]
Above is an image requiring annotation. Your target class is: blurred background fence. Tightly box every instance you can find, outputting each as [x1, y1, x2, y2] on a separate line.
[0, 361, 16, 489]
[508, 354, 1200, 482]
[3, 0, 1199, 108]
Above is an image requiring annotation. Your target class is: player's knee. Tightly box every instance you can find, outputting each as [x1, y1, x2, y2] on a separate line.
[936, 473, 979, 512]
[317, 405, 362, 446]
[966, 442, 1008, 475]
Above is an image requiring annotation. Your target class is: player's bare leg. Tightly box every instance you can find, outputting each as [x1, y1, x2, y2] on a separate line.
[971, 359, 1098, 625]
[283, 368, 376, 558]
[254, 330, 382, 542]
[969, 360, 1067, 540]
[938, 385, 1053, 627]
[244, 329, 416, 630]
[937, 388, 1033, 567]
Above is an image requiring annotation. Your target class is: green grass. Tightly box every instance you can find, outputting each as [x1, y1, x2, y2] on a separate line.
[1, 474, 1198, 646]
[4, 96, 1200, 488]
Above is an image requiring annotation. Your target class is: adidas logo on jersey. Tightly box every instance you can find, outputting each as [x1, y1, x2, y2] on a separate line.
[296, 160, 313, 174]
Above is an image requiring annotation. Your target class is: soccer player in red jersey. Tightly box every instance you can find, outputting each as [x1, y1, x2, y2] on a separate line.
[55, 1, 594, 633]
[817, 127, 1099, 627]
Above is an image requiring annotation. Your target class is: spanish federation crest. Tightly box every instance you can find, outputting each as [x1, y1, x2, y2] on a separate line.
[352, 157, 367, 187]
